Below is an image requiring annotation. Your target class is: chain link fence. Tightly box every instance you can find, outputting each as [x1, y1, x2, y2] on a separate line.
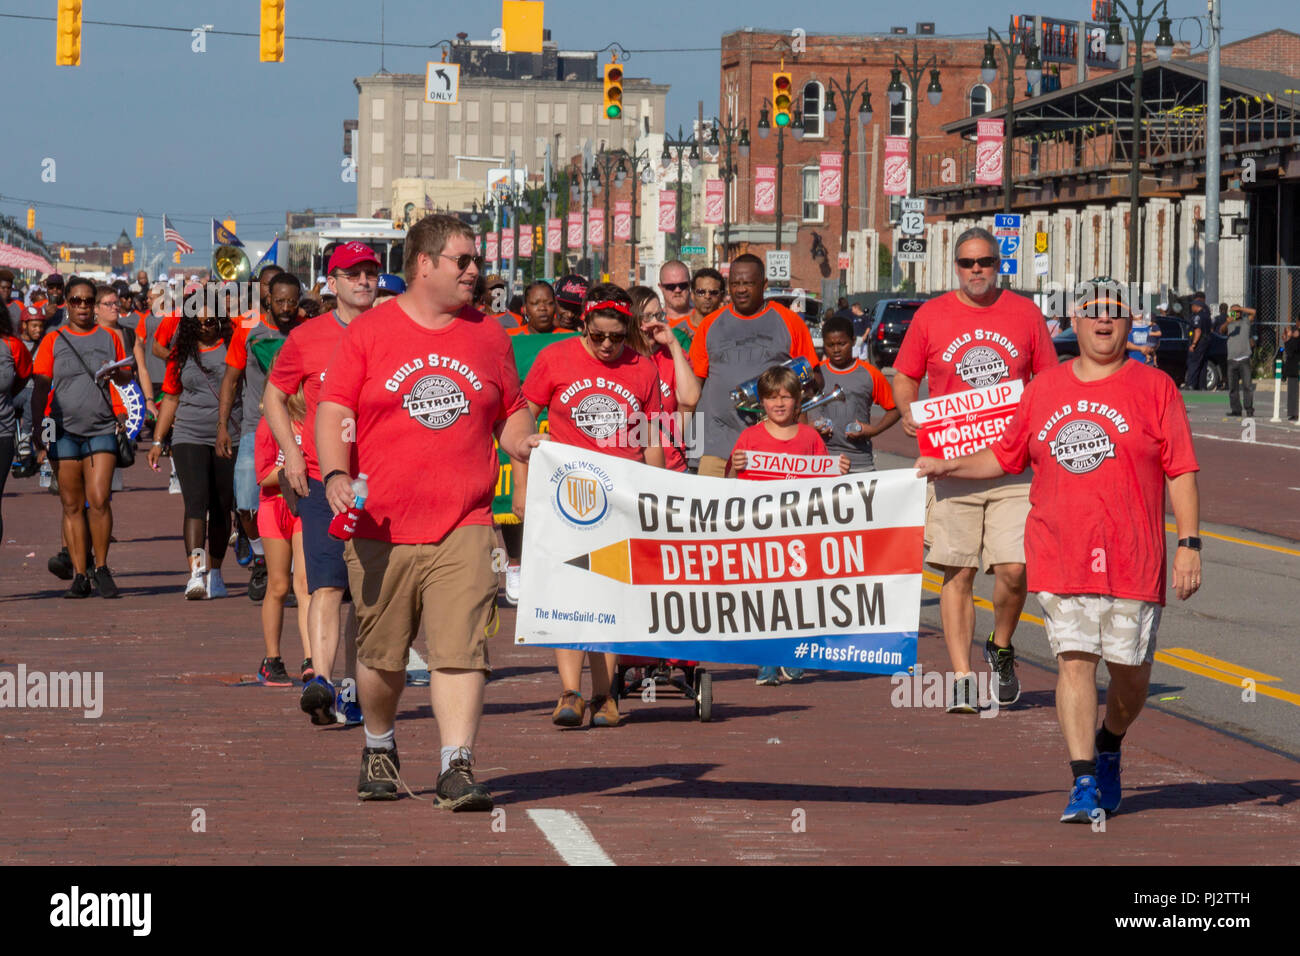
[1249, 266, 1300, 367]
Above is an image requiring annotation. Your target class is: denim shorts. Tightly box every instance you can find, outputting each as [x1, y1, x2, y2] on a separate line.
[51, 432, 118, 461]
[234, 431, 259, 512]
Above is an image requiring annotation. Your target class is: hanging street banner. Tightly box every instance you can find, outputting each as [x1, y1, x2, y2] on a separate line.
[911, 379, 1024, 459]
[519, 229, 533, 257]
[883, 137, 909, 196]
[588, 208, 605, 245]
[485, 232, 499, 264]
[976, 119, 1004, 186]
[613, 200, 633, 240]
[566, 212, 583, 248]
[501, 230, 515, 260]
[516, 443, 924, 674]
[754, 166, 777, 214]
[704, 179, 725, 225]
[546, 217, 562, 253]
[819, 152, 842, 205]
[658, 190, 677, 233]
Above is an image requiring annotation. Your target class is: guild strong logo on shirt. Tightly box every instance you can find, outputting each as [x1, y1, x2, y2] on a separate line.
[403, 374, 469, 429]
[1049, 420, 1117, 474]
[956, 345, 1009, 388]
[572, 394, 625, 439]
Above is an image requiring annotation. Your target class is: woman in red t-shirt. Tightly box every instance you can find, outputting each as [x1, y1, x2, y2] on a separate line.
[627, 285, 700, 472]
[916, 290, 1201, 825]
[522, 284, 666, 729]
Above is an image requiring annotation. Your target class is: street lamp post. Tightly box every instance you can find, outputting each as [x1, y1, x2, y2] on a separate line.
[1105, 2, 1176, 286]
[755, 106, 806, 252]
[888, 42, 942, 287]
[662, 125, 702, 261]
[590, 148, 627, 281]
[823, 73, 874, 297]
[621, 148, 655, 283]
[708, 115, 750, 269]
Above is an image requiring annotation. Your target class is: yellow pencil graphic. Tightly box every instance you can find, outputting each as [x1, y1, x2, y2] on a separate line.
[565, 539, 632, 584]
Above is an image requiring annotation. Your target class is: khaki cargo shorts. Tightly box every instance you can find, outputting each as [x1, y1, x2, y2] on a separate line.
[924, 481, 1030, 572]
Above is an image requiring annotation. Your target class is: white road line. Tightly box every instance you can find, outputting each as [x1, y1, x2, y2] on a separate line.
[527, 809, 616, 866]
[1192, 432, 1300, 451]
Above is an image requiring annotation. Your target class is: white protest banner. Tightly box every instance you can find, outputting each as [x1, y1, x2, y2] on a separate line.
[517, 442, 924, 674]
[741, 452, 839, 480]
[911, 379, 1024, 459]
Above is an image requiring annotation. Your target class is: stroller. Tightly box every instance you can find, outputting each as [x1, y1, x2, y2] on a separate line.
[613, 656, 713, 722]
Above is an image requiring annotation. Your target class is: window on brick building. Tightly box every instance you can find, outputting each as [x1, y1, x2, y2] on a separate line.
[801, 167, 824, 222]
[969, 84, 990, 116]
[802, 82, 824, 138]
[889, 84, 911, 137]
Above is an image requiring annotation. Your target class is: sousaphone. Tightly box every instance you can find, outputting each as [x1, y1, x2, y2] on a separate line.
[212, 244, 252, 283]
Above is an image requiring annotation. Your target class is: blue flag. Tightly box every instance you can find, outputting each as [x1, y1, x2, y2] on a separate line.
[212, 218, 244, 247]
[254, 238, 279, 271]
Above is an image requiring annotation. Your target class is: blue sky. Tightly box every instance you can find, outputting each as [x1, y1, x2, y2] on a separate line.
[0, 0, 1278, 260]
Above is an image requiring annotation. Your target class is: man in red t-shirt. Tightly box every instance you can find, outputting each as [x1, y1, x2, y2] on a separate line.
[892, 228, 1057, 713]
[317, 215, 540, 810]
[916, 289, 1201, 823]
[264, 243, 376, 728]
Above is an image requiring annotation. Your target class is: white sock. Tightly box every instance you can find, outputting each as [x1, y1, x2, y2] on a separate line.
[364, 726, 395, 751]
[250, 538, 264, 556]
[440, 745, 469, 774]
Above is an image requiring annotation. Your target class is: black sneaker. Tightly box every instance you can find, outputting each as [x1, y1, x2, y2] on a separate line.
[65, 573, 93, 599]
[358, 747, 402, 801]
[248, 556, 268, 602]
[91, 565, 119, 599]
[48, 548, 74, 581]
[299, 677, 337, 726]
[258, 657, 293, 687]
[435, 750, 493, 812]
[985, 633, 1021, 706]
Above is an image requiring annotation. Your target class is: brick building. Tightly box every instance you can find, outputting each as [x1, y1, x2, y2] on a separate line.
[1209, 28, 1300, 77]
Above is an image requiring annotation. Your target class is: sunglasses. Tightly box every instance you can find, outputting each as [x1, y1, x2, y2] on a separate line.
[334, 267, 380, 280]
[956, 257, 999, 269]
[198, 317, 220, 327]
[587, 331, 627, 345]
[66, 296, 95, 307]
[693, 286, 723, 296]
[661, 281, 690, 292]
[440, 253, 485, 272]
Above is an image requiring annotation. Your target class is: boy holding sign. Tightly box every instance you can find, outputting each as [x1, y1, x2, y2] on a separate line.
[729, 365, 850, 684]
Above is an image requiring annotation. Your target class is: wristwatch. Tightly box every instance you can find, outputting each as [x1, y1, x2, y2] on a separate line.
[1177, 537, 1202, 551]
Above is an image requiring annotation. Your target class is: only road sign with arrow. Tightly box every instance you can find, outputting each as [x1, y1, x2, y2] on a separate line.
[425, 62, 460, 105]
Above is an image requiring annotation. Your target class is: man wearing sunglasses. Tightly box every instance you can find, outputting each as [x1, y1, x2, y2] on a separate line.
[892, 227, 1057, 713]
[265, 241, 378, 728]
[672, 267, 725, 345]
[658, 261, 693, 325]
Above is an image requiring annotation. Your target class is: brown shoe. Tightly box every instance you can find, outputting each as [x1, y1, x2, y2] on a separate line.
[552, 691, 585, 727]
[589, 694, 621, 727]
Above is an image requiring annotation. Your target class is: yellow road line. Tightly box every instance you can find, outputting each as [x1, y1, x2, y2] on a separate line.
[1160, 647, 1281, 683]
[919, 573, 1299, 707]
[1163, 522, 1300, 557]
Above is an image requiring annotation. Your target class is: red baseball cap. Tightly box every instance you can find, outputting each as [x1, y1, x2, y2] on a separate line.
[327, 242, 380, 273]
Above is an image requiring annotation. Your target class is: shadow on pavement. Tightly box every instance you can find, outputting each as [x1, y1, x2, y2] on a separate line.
[1118, 778, 1300, 815]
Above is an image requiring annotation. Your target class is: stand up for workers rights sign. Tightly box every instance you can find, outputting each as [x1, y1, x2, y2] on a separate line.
[516, 442, 924, 674]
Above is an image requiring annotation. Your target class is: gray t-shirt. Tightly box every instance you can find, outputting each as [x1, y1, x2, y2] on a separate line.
[45, 326, 123, 438]
[237, 319, 285, 436]
[139, 310, 172, 388]
[1223, 317, 1254, 362]
[693, 304, 817, 459]
[817, 360, 896, 472]
[168, 342, 238, 446]
[0, 337, 30, 438]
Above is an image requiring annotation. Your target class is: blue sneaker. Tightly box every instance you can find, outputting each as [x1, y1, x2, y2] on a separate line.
[234, 526, 253, 566]
[1096, 751, 1122, 813]
[336, 688, 363, 727]
[755, 666, 780, 686]
[1061, 774, 1100, 823]
[299, 676, 336, 726]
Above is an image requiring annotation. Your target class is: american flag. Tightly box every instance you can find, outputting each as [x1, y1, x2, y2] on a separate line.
[163, 215, 194, 255]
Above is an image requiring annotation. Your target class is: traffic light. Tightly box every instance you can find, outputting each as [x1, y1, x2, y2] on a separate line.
[26, 207, 34, 230]
[772, 71, 793, 127]
[56, 0, 81, 66]
[260, 0, 285, 63]
[534, 225, 543, 247]
[136, 215, 144, 238]
[174, 250, 182, 264]
[603, 62, 623, 120]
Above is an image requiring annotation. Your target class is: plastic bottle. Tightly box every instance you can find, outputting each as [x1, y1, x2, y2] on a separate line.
[846, 421, 865, 437]
[328, 473, 369, 540]
[39, 460, 52, 489]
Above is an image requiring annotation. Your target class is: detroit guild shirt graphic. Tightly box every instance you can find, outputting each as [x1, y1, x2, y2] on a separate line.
[571, 392, 626, 439]
[955, 344, 1009, 388]
[403, 373, 470, 429]
[1048, 419, 1118, 474]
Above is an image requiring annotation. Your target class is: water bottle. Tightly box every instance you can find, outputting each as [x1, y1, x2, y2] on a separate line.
[813, 417, 833, 433]
[39, 460, 52, 488]
[846, 421, 865, 438]
[328, 473, 369, 541]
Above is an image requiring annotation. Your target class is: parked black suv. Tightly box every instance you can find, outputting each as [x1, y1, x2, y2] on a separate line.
[1051, 316, 1227, 389]
[866, 299, 927, 368]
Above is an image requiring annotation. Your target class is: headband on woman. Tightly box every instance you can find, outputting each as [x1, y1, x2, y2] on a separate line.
[583, 300, 632, 318]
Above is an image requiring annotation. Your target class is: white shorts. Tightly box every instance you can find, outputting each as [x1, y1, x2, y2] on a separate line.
[1037, 592, 1162, 666]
